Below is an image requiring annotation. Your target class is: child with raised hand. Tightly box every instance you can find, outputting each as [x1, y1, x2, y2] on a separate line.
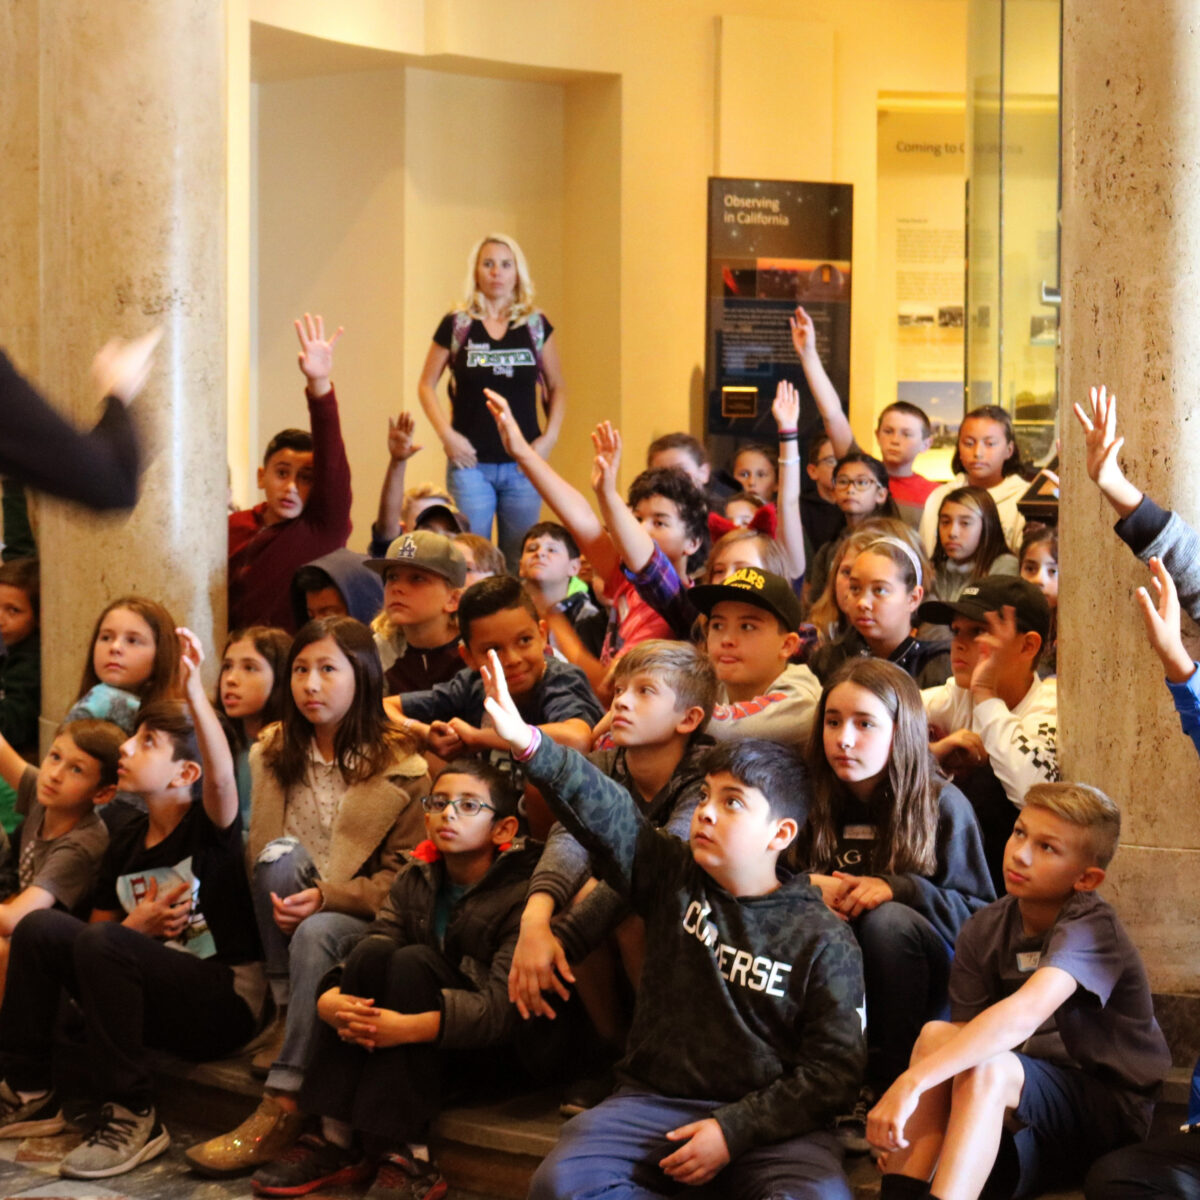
[479, 648, 864, 1199]
[810, 538, 950, 688]
[0, 717, 122, 999]
[249, 758, 541, 1199]
[868, 782, 1169, 1200]
[919, 405, 1029, 556]
[795, 658, 993, 1146]
[931, 486, 1019, 603]
[214, 625, 291, 827]
[367, 410, 424, 558]
[228, 313, 352, 632]
[509, 641, 717, 1084]
[186, 617, 429, 1180]
[792, 305, 937, 522]
[0, 692, 264, 1181]
[485, 390, 700, 692]
[67, 596, 181, 734]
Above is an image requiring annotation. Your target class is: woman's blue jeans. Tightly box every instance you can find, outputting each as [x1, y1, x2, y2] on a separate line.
[447, 460, 544, 571]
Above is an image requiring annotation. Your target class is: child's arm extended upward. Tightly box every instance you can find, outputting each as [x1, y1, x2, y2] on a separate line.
[481, 650, 650, 892]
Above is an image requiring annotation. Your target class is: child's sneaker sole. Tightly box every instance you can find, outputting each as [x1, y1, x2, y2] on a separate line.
[252, 1161, 371, 1197]
[59, 1125, 171, 1179]
[0, 1111, 66, 1139]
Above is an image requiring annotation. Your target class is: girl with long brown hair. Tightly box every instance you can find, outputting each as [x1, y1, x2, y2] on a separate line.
[793, 658, 993, 1139]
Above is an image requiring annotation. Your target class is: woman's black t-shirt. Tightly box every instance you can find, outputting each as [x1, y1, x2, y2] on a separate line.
[433, 313, 552, 463]
[91, 801, 261, 965]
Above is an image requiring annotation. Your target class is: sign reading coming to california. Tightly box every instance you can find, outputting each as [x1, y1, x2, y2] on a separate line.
[705, 178, 853, 460]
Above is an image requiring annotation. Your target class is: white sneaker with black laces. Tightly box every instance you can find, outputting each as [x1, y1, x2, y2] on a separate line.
[0, 1079, 64, 1138]
[58, 1101, 170, 1179]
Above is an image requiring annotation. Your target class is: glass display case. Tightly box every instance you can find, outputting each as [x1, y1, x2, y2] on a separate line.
[965, 0, 1061, 465]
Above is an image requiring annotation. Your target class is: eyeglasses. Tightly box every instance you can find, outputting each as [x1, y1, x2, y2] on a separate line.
[421, 794, 496, 817]
[816, 456, 839, 469]
[834, 476, 880, 492]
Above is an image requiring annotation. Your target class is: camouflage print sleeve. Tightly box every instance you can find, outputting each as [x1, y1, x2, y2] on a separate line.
[523, 735, 645, 894]
[711, 931, 867, 1156]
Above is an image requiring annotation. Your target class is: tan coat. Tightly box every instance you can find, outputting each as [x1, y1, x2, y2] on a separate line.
[247, 725, 430, 918]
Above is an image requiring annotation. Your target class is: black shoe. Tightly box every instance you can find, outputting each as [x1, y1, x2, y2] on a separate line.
[251, 1133, 370, 1196]
[834, 1086, 876, 1154]
[365, 1152, 449, 1200]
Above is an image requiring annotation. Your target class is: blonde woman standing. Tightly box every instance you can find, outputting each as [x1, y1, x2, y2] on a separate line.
[417, 234, 566, 568]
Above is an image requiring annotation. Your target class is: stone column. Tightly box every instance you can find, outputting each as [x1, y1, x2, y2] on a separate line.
[36, 0, 227, 731]
[1060, 1, 1200, 1002]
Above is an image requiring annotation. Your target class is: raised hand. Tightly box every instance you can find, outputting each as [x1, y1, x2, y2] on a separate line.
[789, 305, 817, 360]
[590, 421, 622, 498]
[1137, 556, 1195, 683]
[294, 313, 344, 396]
[773, 379, 801, 431]
[484, 389, 530, 462]
[176, 626, 205, 693]
[1072, 385, 1142, 515]
[91, 327, 162, 405]
[388, 411, 423, 462]
[481, 649, 535, 754]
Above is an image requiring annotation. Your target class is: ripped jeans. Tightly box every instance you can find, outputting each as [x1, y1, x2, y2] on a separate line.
[251, 837, 369, 1094]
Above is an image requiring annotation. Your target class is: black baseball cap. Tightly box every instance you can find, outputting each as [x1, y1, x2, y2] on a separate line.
[690, 567, 804, 632]
[918, 575, 1050, 641]
[414, 503, 471, 534]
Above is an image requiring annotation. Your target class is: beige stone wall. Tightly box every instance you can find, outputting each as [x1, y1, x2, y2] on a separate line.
[1060, 0, 1200, 992]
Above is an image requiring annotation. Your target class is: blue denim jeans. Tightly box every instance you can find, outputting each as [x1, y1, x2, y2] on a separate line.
[251, 837, 370, 1094]
[530, 1087, 850, 1200]
[447, 460, 544, 571]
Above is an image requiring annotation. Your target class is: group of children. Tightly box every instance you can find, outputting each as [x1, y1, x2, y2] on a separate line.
[0, 310, 1184, 1200]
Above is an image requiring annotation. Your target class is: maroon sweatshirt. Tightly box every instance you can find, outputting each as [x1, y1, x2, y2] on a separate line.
[228, 386, 352, 632]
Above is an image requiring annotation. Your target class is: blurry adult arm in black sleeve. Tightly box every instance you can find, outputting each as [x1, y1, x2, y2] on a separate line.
[0, 328, 159, 511]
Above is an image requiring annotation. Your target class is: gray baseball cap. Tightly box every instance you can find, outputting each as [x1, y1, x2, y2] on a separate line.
[365, 530, 468, 588]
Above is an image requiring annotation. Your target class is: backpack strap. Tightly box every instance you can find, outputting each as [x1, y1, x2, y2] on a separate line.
[447, 310, 474, 362]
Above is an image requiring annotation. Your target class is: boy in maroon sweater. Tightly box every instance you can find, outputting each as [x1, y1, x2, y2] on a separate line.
[228, 314, 353, 632]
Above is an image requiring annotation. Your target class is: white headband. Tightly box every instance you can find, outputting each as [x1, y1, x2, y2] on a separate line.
[862, 536, 923, 584]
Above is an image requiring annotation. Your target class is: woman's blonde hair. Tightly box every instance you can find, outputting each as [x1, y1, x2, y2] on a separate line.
[457, 233, 537, 327]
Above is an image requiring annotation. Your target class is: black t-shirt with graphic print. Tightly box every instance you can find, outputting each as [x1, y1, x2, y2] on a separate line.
[433, 313, 553, 463]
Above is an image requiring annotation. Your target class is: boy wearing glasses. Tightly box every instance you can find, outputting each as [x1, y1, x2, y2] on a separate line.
[251, 758, 544, 1200]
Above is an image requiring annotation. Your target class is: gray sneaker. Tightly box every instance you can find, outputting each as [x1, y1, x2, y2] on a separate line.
[0, 1079, 64, 1138]
[59, 1102, 170, 1179]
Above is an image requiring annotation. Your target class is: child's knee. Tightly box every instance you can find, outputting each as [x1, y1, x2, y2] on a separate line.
[254, 837, 314, 893]
[911, 1019, 959, 1060]
[953, 1053, 1022, 1108]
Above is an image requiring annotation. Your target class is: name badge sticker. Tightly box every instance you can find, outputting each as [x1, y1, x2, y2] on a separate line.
[1016, 951, 1042, 973]
[842, 825, 876, 840]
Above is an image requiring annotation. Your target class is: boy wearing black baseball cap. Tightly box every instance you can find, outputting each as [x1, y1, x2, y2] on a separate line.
[689, 567, 821, 751]
[917, 575, 1058, 888]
